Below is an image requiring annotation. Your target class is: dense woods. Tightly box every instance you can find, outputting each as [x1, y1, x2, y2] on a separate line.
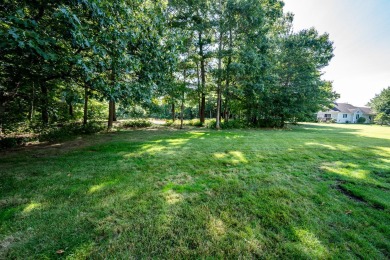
[0, 0, 338, 133]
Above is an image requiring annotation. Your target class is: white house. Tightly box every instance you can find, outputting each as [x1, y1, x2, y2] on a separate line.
[317, 103, 375, 123]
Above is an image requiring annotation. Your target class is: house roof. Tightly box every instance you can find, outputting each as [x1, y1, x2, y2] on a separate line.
[358, 106, 375, 115]
[323, 103, 375, 115]
[333, 103, 357, 113]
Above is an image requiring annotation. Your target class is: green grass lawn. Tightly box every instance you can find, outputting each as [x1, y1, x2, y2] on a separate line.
[1, 123, 389, 259]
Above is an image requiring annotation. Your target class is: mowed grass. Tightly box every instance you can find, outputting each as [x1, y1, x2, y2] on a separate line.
[0, 123, 389, 259]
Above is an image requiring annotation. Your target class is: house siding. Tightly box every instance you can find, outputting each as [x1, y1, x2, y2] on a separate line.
[336, 113, 352, 123]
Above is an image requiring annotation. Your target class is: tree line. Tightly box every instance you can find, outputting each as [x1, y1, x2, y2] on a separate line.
[0, 0, 338, 133]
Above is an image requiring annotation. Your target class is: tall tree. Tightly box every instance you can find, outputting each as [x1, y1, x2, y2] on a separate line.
[369, 87, 390, 125]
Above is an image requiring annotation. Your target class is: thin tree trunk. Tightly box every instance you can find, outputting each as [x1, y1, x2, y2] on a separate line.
[180, 68, 187, 129]
[196, 62, 201, 119]
[108, 100, 114, 129]
[180, 99, 184, 129]
[216, 17, 223, 130]
[199, 31, 206, 124]
[113, 102, 117, 122]
[28, 83, 35, 121]
[225, 28, 233, 122]
[201, 93, 205, 122]
[40, 83, 49, 124]
[108, 57, 116, 128]
[171, 102, 175, 122]
[83, 85, 88, 125]
[223, 97, 228, 122]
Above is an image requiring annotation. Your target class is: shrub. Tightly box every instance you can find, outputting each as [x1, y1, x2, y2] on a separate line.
[207, 119, 246, 129]
[164, 120, 174, 126]
[374, 113, 390, 125]
[188, 119, 203, 127]
[0, 136, 36, 149]
[357, 117, 366, 124]
[122, 119, 152, 128]
[39, 122, 105, 142]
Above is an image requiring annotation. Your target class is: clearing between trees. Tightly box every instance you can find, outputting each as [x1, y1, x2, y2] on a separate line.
[0, 123, 389, 258]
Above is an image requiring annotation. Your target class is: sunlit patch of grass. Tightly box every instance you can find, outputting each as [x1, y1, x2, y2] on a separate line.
[305, 142, 337, 150]
[289, 228, 329, 258]
[208, 216, 226, 239]
[88, 183, 108, 194]
[0, 123, 389, 258]
[22, 202, 43, 214]
[320, 162, 370, 179]
[164, 189, 183, 205]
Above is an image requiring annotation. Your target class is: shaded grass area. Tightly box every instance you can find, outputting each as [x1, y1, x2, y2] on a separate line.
[0, 124, 389, 258]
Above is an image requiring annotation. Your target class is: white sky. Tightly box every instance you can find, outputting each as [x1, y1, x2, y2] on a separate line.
[283, 0, 390, 106]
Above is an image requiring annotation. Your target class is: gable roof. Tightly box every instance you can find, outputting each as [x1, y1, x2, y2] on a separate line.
[323, 103, 375, 115]
[358, 106, 375, 115]
[333, 103, 356, 113]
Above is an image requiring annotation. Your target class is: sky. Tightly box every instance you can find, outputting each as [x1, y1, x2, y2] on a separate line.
[283, 0, 390, 106]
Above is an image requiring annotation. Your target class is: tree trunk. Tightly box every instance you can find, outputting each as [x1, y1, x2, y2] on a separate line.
[171, 102, 175, 122]
[108, 100, 114, 129]
[216, 21, 223, 130]
[113, 101, 117, 121]
[83, 85, 88, 125]
[180, 99, 184, 129]
[198, 31, 206, 124]
[180, 68, 187, 130]
[201, 93, 205, 122]
[223, 97, 229, 122]
[40, 83, 49, 124]
[224, 28, 233, 123]
[196, 62, 201, 119]
[28, 83, 35, 121]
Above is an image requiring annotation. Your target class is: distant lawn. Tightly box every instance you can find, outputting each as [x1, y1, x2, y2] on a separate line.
[0, 123, 389, 259]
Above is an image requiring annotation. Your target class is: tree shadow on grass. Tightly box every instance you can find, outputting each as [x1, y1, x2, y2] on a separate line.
[0, 125, 389, 258]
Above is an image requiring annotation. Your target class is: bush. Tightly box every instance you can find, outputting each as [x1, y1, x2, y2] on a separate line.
[39, 122, 105, 142]
[164, 120, 174, 126]
[0, 136, 36, 149]
[374, 113, 390, 125]
[357, 117, 366, 124]
[207, 119, 246, 129]
[188, 119, 203, 127]
[122, 119, 152, 128]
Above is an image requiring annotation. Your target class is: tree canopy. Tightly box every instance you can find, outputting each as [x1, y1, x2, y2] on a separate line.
[369, 86, 390, 125]
[0, 0, 338, 133]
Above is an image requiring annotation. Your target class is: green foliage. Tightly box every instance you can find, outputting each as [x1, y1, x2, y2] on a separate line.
[164, 119, 204, 127]
[122, 119, 152, 128]
[1, 0, 338, 134]
[0, 136, 35, 149]
[164, 120, 174, 126]
[207, 119, 246, 129]
[357, 117, 366, 124]
[188, 119, 203, 127]
[374, 112, 390, 125]
[39, 122, 105, 142]
[369, 86, 390, 115]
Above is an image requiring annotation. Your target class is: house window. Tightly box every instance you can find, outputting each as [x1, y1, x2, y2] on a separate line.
[343, 114, 347, 118]
[356, 114, 360, 119]
[324, 114, 331, 118]
[369, 116, 372, 120]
